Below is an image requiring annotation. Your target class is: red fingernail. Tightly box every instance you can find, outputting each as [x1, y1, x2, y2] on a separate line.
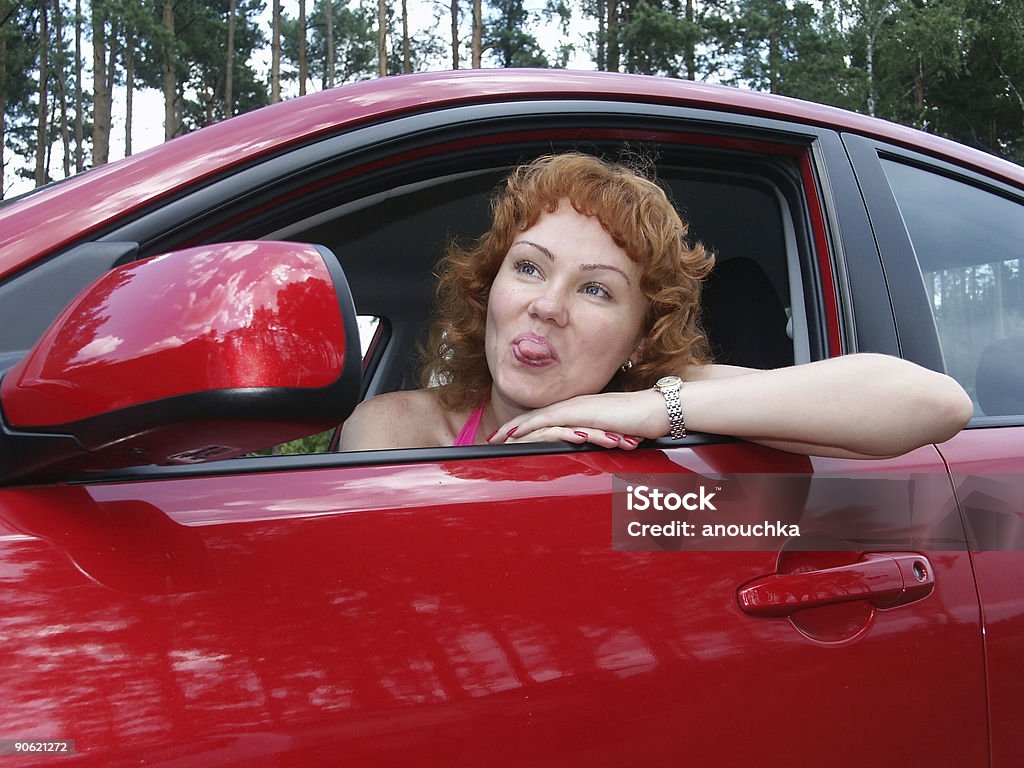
[574, 431, 588, 439]
[486, 430, 497, 441]
[624, 435, 638, 446]
[605, 432, 620, 440]
[507, 426, 518, 437]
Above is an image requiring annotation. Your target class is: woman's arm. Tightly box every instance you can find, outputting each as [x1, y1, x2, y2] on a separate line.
[488, 353, 974, 459]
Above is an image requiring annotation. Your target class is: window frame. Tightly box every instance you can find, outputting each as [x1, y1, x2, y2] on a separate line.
[45, 100, 851, 480]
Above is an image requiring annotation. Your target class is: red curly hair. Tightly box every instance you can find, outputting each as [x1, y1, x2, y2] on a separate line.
[421, 152, 715, 410]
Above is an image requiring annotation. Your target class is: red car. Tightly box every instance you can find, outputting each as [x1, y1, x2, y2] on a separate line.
[0, 70, 1021, 766]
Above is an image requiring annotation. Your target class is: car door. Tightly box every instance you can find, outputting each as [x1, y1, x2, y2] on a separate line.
[0, 103, 989, 766]
[845, 134, 1024, 768]
[0, 435, 985, 766]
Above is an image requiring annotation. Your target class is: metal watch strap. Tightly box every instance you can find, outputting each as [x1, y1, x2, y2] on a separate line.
[663, 386, 686, 439]
[655, 376, 686, 439]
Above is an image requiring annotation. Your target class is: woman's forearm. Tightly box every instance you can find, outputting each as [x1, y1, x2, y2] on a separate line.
[681, 353, 973, 457]
[490, 354, 973, 458]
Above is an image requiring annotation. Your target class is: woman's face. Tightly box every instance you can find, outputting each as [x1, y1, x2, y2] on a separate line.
[485, 201, 649, 413]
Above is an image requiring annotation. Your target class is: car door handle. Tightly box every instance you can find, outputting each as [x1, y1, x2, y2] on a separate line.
[737, 553, 935, 618]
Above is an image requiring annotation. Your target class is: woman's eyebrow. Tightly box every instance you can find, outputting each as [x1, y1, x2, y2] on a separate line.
[580, 262, 633, 286]
[511, 240, 555, 261]
[512, 241, 633, 286]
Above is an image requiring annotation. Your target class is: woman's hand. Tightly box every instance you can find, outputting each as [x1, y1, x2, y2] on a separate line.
[487, 390, 669, 450]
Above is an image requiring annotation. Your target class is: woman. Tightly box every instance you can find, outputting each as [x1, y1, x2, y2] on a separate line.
[341, 153, 972, 458]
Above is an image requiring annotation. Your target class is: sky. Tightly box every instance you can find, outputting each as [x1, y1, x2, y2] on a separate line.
[5, 0, 594, 197]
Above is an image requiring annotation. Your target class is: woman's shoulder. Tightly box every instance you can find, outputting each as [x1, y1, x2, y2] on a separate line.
[339, 389, 461, 450]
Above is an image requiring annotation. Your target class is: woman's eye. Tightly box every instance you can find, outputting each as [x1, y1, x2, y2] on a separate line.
[514, 260, 541, 277]
[583, 283, 612, 299]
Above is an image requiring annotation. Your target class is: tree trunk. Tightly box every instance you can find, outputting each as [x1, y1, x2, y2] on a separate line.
[125, 32, 134, 156]
[205, 83, 216, 124]
[378, 0, 387, 76]
[226, 0, 236, 114]
[106, 18, 117, 108]
[606, 0, 619, 72]
[471, 0, 481, 67]
[74, 0, 83, 172]
[684, 0, 695, 80]
[35, 0, 48, 186]
[451, 0, 458, 69]
[162, 0, 179, 140]
[856, 0, 889, 119]
[92, 0, 110, 165]
[596, 0, 605, 70]
[299, 0, 307, 95]
[401, 0, 410, 72]
[44, 112, 53, 178]
[271, 0, 281, 101]
[54, 0, 71, 175]
[866, 28, 876, 117]
[1, 32, 6, 198]
[326, 0, 335, 87]
[914, 54, 925, 117]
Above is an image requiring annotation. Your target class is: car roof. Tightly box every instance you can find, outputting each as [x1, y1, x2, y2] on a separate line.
[2, 68, 1021, 282]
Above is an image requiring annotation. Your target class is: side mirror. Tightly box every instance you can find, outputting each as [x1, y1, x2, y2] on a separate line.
[0, 241, 361, 483]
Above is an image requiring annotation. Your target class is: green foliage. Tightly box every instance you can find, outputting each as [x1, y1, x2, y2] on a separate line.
[835, 0, 1024, 163]
[2, 2, 43, 188]
[931, 0, 1024, 162]
[618, 0, 696, 77]
[384, 2, 448, 75]
[2, 11, 35, 98]
[173, 0, 268, 130]
[6, 1, 1023, 230]
[544, 0, 574, 67]
[728, 0, 857, 102]
[873, 0, 973, 123]
[773, 1, 860, 108]
[483, 0, 549, 67]
[717, 0, 1024, 164]
[254, 429, 336, 455]
[5, 6, 1021, 280]
[283, 0, 376, 88]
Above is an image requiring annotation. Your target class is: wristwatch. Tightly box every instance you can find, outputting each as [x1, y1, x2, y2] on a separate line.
[654, 375, 686, 439]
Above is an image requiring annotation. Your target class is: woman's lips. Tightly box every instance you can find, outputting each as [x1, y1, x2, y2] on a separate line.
[512, 333, 558, 367]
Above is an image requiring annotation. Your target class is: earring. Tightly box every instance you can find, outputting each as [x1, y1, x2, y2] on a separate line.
[620, 360, 633, 373]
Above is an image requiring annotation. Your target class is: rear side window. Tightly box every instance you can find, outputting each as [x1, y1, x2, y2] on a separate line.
[881, 160, 1024, 419]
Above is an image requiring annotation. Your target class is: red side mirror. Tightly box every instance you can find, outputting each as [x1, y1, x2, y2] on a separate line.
[0, 241, 361, 482]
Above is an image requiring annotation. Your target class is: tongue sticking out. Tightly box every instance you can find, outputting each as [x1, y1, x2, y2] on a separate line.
[518, 339, 550, 359]
[514, 338, 556, 364]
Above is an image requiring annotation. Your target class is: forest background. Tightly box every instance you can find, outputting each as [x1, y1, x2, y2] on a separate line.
[2, 0, 1023, 199]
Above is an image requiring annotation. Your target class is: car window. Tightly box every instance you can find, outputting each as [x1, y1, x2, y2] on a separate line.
[266, 151, 806, 412]
[251, 150, 810, 456]
[67, 123, 821, 462]
[880, 159, 1024, 419]
[358, 315, 381, 358]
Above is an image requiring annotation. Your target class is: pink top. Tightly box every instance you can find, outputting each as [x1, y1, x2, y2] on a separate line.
[454, 402, 487, 446]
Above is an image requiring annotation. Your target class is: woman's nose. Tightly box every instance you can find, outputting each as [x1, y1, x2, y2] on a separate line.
[528, 288, 569, 327]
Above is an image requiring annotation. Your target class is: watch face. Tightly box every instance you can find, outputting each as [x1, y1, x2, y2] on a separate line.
[656, 375, 682, 391]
